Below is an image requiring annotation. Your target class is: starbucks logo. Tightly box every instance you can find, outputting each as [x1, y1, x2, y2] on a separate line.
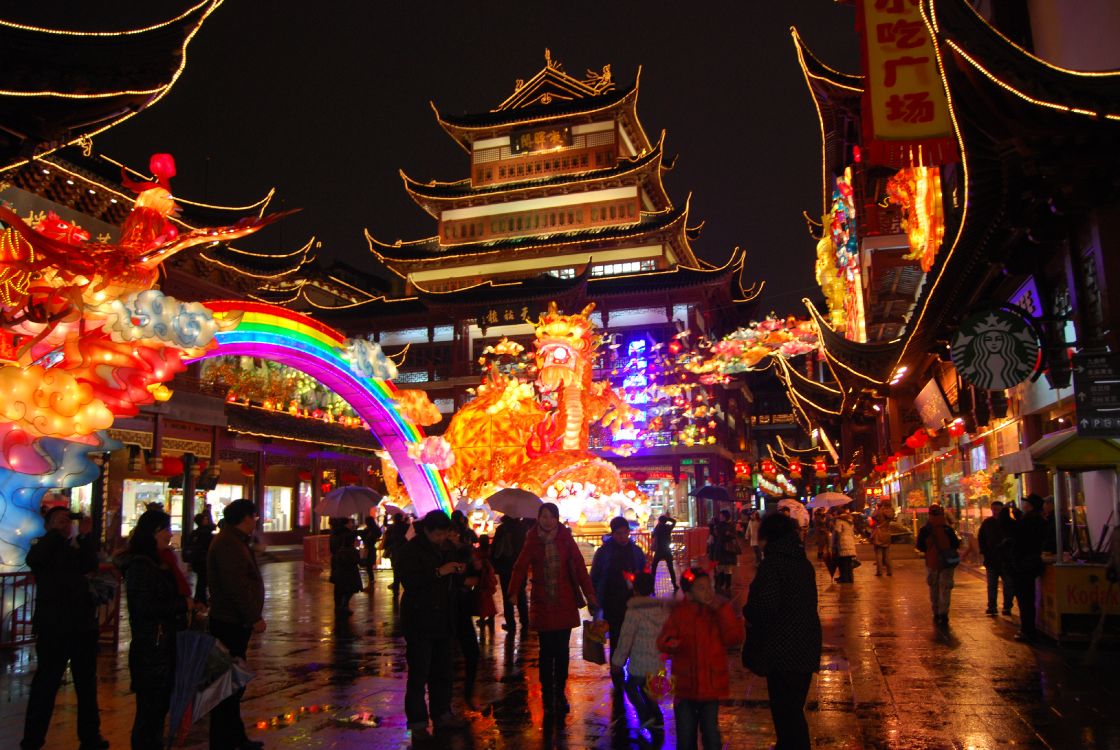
[950, 307, 1039, 391]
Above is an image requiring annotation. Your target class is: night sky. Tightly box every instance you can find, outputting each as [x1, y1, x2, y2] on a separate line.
[98, 2, 861, 315]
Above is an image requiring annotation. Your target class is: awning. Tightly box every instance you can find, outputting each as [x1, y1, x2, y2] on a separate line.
[1028, 428, 1120, 470]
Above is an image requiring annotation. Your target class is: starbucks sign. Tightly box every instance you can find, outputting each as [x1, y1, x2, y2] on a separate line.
[950, 307, 1040, 390]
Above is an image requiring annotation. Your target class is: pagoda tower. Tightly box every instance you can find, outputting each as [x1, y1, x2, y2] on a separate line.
[368, 51, 715, 296]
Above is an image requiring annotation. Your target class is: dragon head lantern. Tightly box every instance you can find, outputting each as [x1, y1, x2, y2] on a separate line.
[533, 301, 599, 394]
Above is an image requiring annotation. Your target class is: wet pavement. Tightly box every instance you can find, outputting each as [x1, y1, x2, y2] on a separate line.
[2, 543, 1118, 750]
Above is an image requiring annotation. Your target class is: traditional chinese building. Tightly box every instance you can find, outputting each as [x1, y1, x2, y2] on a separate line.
[260, 54, 764, 524]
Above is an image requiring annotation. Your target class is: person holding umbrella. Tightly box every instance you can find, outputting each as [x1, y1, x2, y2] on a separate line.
[508, 502, 598, 714]
[117, 508, 196, 750]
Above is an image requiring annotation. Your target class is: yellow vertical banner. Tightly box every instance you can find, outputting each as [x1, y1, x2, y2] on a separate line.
[858, 0, 956, 166]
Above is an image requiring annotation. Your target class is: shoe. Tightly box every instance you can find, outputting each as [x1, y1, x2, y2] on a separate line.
[408, 721, 429, 735]
[433, 713, 468, 730]
[886, 570, 892, 576]
[875, 571, 882, 576]
[501, 622, 514, 632]
[985, 608, 997, 616]
[1002, 609, 1013, 616]
[1013, 631, 1034, 643]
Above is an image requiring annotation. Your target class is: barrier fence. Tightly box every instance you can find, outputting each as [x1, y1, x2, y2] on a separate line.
[0, 565, 122, 649]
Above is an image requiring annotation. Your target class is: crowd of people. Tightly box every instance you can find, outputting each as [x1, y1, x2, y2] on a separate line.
[20, 487, 1096, 750]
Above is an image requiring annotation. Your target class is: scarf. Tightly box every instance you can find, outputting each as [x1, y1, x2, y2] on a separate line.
[539, 526, 561, 601]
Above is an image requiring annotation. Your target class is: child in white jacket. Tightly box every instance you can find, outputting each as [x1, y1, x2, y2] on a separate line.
[610, 572, 672, 728]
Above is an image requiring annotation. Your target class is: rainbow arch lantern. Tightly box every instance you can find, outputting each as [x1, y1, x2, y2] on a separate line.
[192, 301, 452, 516]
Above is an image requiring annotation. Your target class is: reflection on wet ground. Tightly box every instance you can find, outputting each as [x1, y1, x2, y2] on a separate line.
[1, 545, 1117, 749]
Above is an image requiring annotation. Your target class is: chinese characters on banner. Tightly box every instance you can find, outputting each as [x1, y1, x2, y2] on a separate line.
[858, 0, 957, 167]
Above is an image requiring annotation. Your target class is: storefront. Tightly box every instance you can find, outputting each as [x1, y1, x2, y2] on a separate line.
[1029, 429, 1120, 643]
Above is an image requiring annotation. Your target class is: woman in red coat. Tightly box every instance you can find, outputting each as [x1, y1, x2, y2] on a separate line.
[657, 568, 744, 750]
[508, 502, 598, 714]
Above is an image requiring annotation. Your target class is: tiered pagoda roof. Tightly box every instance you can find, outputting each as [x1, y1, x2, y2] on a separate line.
[401, 135, 673, 215]
[0, 2, 222, 173]
[432, 52, 652, 155]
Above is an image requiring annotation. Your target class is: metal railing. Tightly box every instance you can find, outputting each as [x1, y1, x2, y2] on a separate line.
[0, 572, 35, 647]
[0, 565, 122, 649]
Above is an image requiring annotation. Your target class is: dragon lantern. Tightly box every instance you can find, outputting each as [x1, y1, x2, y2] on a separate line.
[442, 302, 638, 502]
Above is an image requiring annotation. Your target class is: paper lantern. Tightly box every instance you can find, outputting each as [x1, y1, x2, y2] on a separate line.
[760, 458, 776, 478]
[947, 419, 966, 438]
[788, 458, 802, 479]
[298, 470, 313, 482]
[733, 461, 751, 478]
[239, 462, 256, 477]
[813, 457, 827, 478]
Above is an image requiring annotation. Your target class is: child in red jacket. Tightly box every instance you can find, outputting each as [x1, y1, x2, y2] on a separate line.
[656, 567, 743, 750]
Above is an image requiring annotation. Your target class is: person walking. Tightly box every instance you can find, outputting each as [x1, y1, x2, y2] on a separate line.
[1008, 494, 1047, 641]
[508, 502, 598, 714]
[394, 510, 466, 735]
[916, 504, 961, 628]
[656, 567, 743, 750]
[590, 516, 647, 654]
[711, 510, 739, 597]
[117, 509, 193, 750]
[382, 513, 410, 594]
[186, 508, 215, 605]
[834, 510, 857, 583]
[358, 515, 382, 585]
[20, 504, 109, 750]
[609, 572, 671, 729]
[742, 512, 822, 750]
[748, 510, 763, 565]
[491, 515, 529, 634]
[331, 530, 363, 615]
[650, 514, 678, 592]
[870, 500, 895, 576]
[472, 534, 499, 630]
[977, 501, 1013, 616]
[207, 499, 266, 750]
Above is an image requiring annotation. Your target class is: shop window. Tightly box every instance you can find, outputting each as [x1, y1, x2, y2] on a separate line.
[205, 483, 247, 521]
[121, 479, 171, 536]
[263, 485, 292, 532]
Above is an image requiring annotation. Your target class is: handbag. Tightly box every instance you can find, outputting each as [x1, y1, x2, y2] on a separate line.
[582, 619, 607, 664]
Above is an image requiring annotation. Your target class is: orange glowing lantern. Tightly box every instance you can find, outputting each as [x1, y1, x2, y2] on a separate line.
[814, 457, 827, 478]
[788, 458, 802, 479]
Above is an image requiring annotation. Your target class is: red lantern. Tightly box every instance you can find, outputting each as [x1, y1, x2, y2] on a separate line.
[668, 340, 682, 355]
[788, 458, 802, 478]
[761, 458, 776, 477]
[947, 419, 966, 438]
[321, 482, 333, 494]
[734, 461, 751, 478]
[340, 472, 359, 485]
[814, 457, 827, 478]
[239, 462, 256, 477]
[298, 470, 313, 482]
[149, 455, 184, 477]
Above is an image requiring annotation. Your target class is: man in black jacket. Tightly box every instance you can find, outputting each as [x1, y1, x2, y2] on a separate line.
[1009, 494, 1047, 641]
[977, 501, 1012, 615]
[394, 510, 466, 735]
[21, 504, 108, 750]
[207, 499, 266, 750]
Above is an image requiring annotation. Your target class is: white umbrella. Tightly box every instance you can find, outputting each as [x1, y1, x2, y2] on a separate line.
[484, 487, 542, 518]
[776, 498, 810, 527]
[807, 491, 853, 509]
[315, 485, 380, 518]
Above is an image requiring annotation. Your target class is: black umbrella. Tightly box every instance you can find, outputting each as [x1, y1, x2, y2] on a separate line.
[690, 485, 732, 504]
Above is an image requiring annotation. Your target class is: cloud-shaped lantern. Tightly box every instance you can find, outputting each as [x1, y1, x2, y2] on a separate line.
[346, 339, 398, 380]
